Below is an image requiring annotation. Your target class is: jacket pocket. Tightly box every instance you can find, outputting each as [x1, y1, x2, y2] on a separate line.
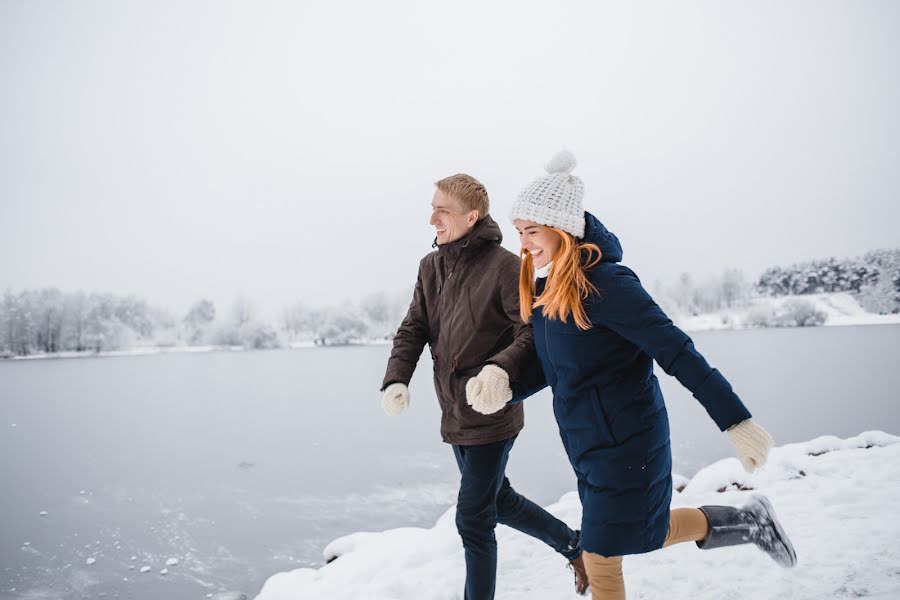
[590, 387, 619, 446]
[561, 387, 618, 464]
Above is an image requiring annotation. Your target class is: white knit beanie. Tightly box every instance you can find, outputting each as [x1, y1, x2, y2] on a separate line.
[509, 150, 585, 238]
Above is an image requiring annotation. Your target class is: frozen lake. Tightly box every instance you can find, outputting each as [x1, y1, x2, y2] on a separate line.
[1, 324, 898, 600]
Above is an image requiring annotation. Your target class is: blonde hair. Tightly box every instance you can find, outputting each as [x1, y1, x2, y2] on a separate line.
[435, 174, 489, 218]
[519, 227, 602, 330]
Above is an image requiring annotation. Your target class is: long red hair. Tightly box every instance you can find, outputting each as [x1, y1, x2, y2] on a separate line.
[519, 227, 602, 330]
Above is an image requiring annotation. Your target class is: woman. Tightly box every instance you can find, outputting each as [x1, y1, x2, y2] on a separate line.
[467, 151, 796, 599]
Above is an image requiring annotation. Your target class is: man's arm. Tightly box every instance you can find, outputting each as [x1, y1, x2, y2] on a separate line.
[486, 259, 546, 398]
[381, 260, 429, 390]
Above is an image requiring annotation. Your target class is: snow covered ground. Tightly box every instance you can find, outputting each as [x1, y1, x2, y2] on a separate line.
[254, 431, 900, 600]
[4, 339, 392, 360]
[676, 292, 900, 332]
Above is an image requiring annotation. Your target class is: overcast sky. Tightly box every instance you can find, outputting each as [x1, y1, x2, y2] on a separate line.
[2, 0, 898, 317]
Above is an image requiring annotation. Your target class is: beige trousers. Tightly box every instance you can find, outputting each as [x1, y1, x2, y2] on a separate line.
[581, 508, 709, 600]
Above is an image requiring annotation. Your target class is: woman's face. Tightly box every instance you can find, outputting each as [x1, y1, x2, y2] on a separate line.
[514, 219, 561, 269]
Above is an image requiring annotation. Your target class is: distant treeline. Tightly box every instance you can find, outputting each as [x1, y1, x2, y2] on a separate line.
[2, 248, 898, 358]
[756, 248, 899, 313]
[654, 248, 899, 318]
[0, 289, 409, 358]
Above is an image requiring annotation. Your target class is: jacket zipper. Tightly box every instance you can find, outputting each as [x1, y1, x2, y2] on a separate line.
[439, 239, 469, 370]
[543, 315, 554, 373]
[535, 279, 555, 374]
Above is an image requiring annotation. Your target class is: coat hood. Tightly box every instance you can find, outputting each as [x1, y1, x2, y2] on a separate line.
[582, 211, 623, 264]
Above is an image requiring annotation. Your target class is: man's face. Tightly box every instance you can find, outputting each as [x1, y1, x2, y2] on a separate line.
[430, 189, 477, 245]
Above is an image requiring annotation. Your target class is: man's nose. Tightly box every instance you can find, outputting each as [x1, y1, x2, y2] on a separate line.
[429, 212, 439, 226]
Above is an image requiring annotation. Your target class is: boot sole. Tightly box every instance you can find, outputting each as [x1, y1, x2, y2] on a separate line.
[749, 494, 797, 568]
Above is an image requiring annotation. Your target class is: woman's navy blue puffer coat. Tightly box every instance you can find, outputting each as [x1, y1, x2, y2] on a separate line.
[531, 212, 752, 557]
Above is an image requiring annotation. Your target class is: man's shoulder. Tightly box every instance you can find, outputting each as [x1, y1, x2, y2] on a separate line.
[416, 249, 439, 270]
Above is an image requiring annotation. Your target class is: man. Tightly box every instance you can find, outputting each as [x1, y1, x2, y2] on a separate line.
[380, 173, 588, 599]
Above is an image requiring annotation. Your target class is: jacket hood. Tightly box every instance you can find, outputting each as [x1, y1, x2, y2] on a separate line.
[435, 215, 503, 252]
[582, 211, 623, 263]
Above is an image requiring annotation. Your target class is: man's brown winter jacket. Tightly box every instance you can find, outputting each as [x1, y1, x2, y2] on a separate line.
[382, 216, 540, 445]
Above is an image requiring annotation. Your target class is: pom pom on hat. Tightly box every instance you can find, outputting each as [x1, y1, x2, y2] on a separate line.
[545, 150, 577, 174]
[509, 150, 586, 238]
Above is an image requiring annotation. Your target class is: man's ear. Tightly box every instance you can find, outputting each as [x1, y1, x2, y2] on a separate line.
[467, 210, 479, 227]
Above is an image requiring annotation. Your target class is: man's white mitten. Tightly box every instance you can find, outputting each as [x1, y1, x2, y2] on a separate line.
[727, 419, 774, 473]
[466, 365, 513, 415]
[382, 383, 410, 416]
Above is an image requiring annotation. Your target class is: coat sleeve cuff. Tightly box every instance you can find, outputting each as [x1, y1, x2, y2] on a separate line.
[485, 354, 518, 383]
[692, 368, 752, 431]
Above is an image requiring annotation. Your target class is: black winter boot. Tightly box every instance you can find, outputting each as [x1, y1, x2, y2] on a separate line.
[697, 494, 797, 568]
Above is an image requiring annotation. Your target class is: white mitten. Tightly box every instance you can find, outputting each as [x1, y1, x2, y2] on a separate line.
[382, 383, 410, 416]
[727, 419, 774, 473]
[466, 365, 513, 415]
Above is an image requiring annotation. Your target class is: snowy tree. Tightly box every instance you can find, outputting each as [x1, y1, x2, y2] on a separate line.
[183, 299, 216, 344]
[113, 296, 154, 338]
[0, 289, 13, 356]
[212, 298, 257, 346]
[4, 290, 36, 355]
[360, 292, 398, 339]
[318, 310, 368, 345]
[239, 321, 281, 349]
[653, 270, 752, 316]
[858, 268, 900, 314]
[210, 297, 284, 349]
[83, 294, 129, 352]
[34, 288, 65, 352]
[779, 299, 827, 327]
[232, 297, 255, 329]
[62, 291, 89, 352]
[278, 303, 333, 343]
[669, 273, 699, 315]
[280, 302, 311, 342]
[756, 254, 884, 297]
[0, 288, 183, 356]
[720, 269, 749, 308]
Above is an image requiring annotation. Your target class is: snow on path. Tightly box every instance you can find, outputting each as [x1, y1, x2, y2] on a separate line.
[255, 431, 900, 600]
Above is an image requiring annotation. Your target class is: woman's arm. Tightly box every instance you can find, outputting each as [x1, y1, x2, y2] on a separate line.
[589, 265, 751, 431]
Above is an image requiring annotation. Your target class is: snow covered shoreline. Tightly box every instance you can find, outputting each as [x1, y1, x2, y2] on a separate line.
[673, 292, 900, 332]
[1, 339, 393, 361]
[254, 431, 900, 600]
[4, 297, 899, 362]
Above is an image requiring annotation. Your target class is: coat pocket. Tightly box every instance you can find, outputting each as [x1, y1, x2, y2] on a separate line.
[590, 387, 619, 446]
[560, 387, 618, 463]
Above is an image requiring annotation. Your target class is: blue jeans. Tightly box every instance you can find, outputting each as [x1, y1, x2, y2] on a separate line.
[453, 435, 581, 600]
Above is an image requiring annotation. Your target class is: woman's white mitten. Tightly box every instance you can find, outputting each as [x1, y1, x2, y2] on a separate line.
[727, 419, 774, 473]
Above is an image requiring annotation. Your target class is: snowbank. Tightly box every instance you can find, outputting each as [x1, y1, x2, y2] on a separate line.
[677, 292, 900, 332]
[255, 431, 900, 600]
[5, 339, 393, 360]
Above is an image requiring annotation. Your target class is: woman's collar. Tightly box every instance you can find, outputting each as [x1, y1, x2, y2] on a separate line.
[534, 261, 553, 279]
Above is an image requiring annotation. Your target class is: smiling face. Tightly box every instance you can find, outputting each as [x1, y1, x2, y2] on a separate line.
[430, 189, 479, 245]
[515, 219, 562, 269]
